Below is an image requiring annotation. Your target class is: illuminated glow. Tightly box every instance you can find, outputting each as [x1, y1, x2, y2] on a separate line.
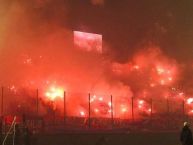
[45, 86, 64, 101]
[90, 95, 97, 103]
[157, 67, 165, 74]
[22, 54, 32, 65]
[108, 102, 112, 107]
[160, 80, 165, 85]
[179, 92, 184, 96]
[90, 98, 94, 103]
[1, 44, 181, 120]
[95, 108, 99, 113]
[25, 58, 32, 64]
[45, 92, 50, 96]
[133, 65, 139, 70]
[51, 87, 56, 92]
[150, 83, 155, 87]
[168, 77, 173, 81]
[9, 85, 17, 93]
[172, 87, 176, 91]
[187, 98, 193, 104]
[139, 100, 144, 105]
[154, 64, 176, 86]
[188, 110, 193, 115]
[10, 85, 15, 90]
[98, 97, 103, 101]
[138, 105, 142, 109]
[167, 70, 171, 74]
[121, 108, 127, 112]
[80, 111, 85, 116]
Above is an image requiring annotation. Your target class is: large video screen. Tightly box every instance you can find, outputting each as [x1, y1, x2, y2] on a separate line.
[74, 31, 102, 53]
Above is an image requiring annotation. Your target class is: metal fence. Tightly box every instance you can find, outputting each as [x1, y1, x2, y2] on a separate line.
[0, 86, 191, 132]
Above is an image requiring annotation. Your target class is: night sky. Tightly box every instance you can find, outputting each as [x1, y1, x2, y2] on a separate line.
[1, 0, 193, 117]
[1, 0, 193, 62]
[69, 0, 193, 62]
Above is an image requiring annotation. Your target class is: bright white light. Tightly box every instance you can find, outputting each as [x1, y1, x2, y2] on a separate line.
[157, 67, 165, 74]
[121, 108, 127, 112]
[45, 86, 64, 101]
[133, 65, 139, 70]
[168, 77, 173, 81]
[139, 100, 144, 105]
[98, 97, 103, 101]
[95, 109, 99, 113]
[80, 111, 85, 116]
[187, 98, 193, 104]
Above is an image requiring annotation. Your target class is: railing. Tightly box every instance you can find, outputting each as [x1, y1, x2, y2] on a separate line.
[0, 86, 191, 132]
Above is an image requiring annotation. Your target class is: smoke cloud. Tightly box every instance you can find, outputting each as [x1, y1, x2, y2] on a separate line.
[90, 0, 105, 6]
[0, 0, 193, 118]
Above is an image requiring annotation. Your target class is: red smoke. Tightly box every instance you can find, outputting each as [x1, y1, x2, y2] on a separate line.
[1, 1, 193, 120]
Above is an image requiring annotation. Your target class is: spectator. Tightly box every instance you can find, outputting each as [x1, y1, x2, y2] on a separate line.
[180, 122, 193, 145]
[14, 124, 21, 145]
[0, 116, 3, 144]
[23, 126, 32, 145]
[95, 136, 107, 145]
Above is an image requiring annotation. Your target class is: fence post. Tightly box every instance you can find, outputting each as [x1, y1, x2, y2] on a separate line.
[88, 93, 91, 128]
[182, 99, 185, 121]
[150, 98, 153, 127]
[64, 91, 66, 124]
[167, 98, 169, 114]
[1, 87, 3, 116]
[111, 95, 113, 128]
[36, 89, 39, 116]
[166, 98, 170, 128]
[131, 97, 134, 122]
